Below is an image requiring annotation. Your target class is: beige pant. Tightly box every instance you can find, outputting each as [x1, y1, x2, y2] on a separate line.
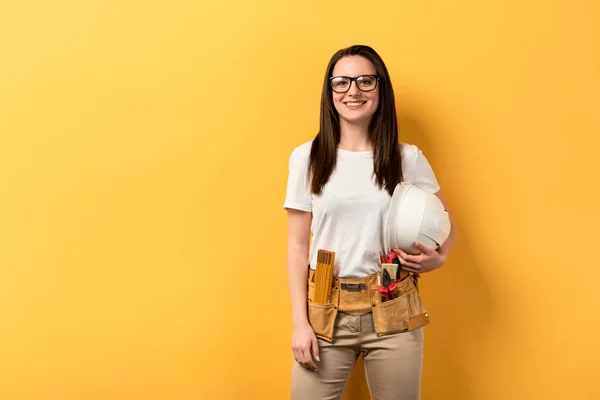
[291, 311, 424, 400]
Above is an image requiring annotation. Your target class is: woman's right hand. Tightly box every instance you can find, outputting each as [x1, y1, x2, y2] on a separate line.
[292, 323, 320, 371]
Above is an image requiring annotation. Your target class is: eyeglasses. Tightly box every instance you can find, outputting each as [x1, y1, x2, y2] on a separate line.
[329, 75, 379, 93]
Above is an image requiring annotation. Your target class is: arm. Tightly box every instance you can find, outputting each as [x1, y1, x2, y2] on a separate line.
[286, 209, 312, 328]
[286, 208, 320, 371]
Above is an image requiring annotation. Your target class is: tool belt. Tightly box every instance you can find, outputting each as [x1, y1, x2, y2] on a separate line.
[306, 267, 430, 342]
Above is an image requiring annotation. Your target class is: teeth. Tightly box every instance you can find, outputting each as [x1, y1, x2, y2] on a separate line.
[346, 102, 364, 106]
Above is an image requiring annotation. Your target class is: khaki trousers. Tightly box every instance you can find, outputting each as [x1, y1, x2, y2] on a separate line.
[290, 311, 424, 400]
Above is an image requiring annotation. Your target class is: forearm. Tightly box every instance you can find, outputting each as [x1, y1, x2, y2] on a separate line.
[287, 242, 310, 328]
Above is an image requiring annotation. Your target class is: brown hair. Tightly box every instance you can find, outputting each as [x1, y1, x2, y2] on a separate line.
[308, 45, 403, 196]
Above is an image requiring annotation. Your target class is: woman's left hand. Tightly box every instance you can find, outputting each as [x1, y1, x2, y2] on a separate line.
[392, 242, 446, 274]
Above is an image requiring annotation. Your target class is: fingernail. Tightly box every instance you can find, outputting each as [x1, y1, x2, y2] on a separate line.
[316, 356, 320, 361]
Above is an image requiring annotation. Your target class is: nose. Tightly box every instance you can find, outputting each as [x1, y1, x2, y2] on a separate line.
[347, 80, 361, 96]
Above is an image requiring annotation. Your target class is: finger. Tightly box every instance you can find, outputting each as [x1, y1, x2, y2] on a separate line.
[311, 337, 320, 363]
[415, 242, 434, 255]
[398, 259, 422, 270]
[393, 252, 421, 269]
[292, 347, 300, 364]
[402, 253, 424, 264]
[393, 248, 422, 264]
[302, 347, 318, 371]
[401, 265, 423, 273]
[294, 345, 309, 368]
[393, 248, 408, 259]
[295, 345, 311, 368]
[294, 347, 305, 366]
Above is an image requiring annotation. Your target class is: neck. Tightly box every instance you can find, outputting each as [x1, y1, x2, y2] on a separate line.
[338, 119, 372, 151]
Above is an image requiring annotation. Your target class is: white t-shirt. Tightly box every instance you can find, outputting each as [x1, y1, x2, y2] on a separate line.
[283, 140, 441, 278]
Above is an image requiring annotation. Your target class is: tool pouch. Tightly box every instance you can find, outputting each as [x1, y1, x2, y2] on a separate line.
[307, 271, 338, 343]
[371, 274, 430, 336]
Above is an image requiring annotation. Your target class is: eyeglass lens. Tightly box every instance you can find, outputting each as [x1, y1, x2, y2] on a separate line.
[331, 75, 377, 92]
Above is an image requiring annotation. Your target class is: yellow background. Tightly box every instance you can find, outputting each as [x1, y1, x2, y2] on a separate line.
[1, 0, 599, 399]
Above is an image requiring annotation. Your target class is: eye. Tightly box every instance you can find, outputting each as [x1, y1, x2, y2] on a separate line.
[331, 78, 349, 88]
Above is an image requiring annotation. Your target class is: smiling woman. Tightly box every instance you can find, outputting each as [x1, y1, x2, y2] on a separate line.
[284, 45, 456, 400]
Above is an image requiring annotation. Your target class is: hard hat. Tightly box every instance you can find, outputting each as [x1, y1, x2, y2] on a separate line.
[384, 183, 451, 255]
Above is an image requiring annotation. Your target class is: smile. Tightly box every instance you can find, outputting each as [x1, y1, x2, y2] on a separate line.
[344, 101, 366, 109]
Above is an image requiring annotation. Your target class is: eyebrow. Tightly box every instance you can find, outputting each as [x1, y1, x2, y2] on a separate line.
[331, 74, 377, 77]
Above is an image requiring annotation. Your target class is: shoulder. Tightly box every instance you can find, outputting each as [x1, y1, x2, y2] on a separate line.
[288, 140, 313, 165]
[399, 142, 421, 166]
[291, 140, 313, 156]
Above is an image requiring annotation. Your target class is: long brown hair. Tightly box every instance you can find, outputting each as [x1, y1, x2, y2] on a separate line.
[308, 45, 403, 196]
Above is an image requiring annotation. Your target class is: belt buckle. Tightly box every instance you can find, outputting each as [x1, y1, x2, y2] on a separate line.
[340, 283, 366, 291]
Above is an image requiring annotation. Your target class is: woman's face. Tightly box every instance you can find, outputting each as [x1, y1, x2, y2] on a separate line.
[331, 56, 380, 125]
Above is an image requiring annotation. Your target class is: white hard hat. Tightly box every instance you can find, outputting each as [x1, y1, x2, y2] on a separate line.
[384, 183, 451, 255]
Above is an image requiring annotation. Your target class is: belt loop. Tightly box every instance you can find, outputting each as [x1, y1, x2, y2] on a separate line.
[331, 276, 340, 308]
[370, 272, 380, 305]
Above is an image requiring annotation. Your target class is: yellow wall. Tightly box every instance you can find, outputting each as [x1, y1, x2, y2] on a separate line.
[1, 1, 599, 399]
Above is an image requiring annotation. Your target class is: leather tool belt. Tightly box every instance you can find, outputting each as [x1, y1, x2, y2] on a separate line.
[306, 267, 430, 342]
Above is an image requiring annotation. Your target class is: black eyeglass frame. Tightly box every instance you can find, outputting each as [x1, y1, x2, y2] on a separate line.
[329, 75, 380, 93]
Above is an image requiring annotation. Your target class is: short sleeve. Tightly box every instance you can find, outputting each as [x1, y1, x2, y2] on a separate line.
[404, 145, 441, 193]
[282, 147, 312, 212]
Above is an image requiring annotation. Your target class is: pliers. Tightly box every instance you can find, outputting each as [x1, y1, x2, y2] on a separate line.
[378, 269, 397, 302]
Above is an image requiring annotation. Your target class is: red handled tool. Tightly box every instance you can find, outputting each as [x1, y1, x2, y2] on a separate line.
[378, 269, 397, 302]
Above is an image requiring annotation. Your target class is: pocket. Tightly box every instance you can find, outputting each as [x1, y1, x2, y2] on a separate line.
[371, 275, 431, 336]
[372, 294, 410, 335]
[307, 301, 338, 342]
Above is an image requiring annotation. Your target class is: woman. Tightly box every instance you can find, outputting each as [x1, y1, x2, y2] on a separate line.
[283, 45, 456, 399]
